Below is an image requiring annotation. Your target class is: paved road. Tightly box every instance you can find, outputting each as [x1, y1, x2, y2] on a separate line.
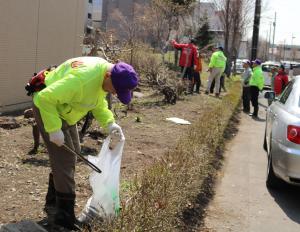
[204, 99, 300, 232]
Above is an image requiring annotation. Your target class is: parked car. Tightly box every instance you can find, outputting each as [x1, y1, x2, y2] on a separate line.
[264, 77, 300, 188]
[281, 61, 300, 77]
[261, 61, 281, 89]
[232, 59, 244, 74]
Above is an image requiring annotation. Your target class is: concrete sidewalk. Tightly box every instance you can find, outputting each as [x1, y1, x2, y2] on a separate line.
[204, 102, 300, 231]
[0, 220, 47, 232]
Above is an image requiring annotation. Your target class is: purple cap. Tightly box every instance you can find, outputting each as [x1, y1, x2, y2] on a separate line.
[111, 62, 139, 104]
[252, 59, 262, 65]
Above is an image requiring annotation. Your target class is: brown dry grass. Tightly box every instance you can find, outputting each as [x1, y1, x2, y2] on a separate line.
[85, 80, 241, 232]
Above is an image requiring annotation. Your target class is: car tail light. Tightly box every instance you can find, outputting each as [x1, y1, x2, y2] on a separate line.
[287, 125, 300, 144]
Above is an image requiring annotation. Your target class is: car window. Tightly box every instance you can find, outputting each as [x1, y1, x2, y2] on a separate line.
[279, 80, 294, 104]
[262, 65, 270, 72]
[292, 64, 300, 69]
[262, 64, 278, 72]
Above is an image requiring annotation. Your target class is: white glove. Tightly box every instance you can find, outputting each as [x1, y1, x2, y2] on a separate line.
[108, 122, 125, 141]
[49, 130, 65, 146]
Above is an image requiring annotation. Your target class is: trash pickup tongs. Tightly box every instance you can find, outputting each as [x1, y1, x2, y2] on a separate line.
[63, 144, 102, 173]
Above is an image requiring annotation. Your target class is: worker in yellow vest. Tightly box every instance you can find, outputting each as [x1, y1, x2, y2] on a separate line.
[205, 46, 227, 97]
[28, 57, 138, 230]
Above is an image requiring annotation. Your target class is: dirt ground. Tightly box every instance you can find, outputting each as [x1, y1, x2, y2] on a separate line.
[0, 88, 220, 225]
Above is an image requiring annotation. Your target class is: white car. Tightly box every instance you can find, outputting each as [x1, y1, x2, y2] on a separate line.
[232, 59, 244, 74]
[264, 77, 300, 188]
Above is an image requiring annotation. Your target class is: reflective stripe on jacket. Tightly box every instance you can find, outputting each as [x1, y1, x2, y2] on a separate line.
[249, 66, 264, 90]
[33, 57, 114, 133]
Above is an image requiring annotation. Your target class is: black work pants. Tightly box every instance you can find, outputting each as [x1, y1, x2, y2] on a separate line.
[180, 66, 193, 80]
[242, 86, 251, 112]
[220, 75, 226, 92]
[193, 71, 201, 93]
[250, 86, 259, 117]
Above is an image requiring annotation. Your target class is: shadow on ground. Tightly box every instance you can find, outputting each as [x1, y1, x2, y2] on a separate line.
[21, 157, 50, 167]
[268, 184, 300, 224]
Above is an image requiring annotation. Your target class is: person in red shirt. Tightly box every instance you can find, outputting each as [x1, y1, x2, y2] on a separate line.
[171, 38, 198, 94]
[274, 65, 289, 96]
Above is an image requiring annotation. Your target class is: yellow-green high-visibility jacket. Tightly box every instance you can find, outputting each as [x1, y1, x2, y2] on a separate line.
[208, 51, 227, 72]
[249, 66, 264, 90]
[33, 57, 115, 133]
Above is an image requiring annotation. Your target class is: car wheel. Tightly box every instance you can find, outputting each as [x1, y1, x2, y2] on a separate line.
[266, 151, 282, 189]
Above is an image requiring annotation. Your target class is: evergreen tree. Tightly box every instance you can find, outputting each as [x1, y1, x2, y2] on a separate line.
[195, 15, 214, 48]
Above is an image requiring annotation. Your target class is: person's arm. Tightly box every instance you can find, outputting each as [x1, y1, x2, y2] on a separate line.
[192, 47, 198, 69]
[258, 72, 265, 90]
[273, 76, 280, 95]
[284, 75, 289, 85]
[91, 96, 115, 130]
[199, 57, 203, 72]
[244, 70, 252, 85]
[170, 40, 186, 50]
[208, 53, 216, 69]
[33, 76, 82, 133]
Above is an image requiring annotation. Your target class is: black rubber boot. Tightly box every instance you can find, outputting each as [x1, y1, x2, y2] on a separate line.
[44, 173, 56, 215]
[54, 192, 80, 231]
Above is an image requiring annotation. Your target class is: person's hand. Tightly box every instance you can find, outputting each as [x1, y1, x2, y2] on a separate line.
[108, 122, 125, 141]
[49, 130, 64, 146]
[170, 39, 175, 44]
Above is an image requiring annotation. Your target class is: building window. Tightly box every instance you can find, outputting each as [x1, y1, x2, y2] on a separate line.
[86, 27, 92, 34]
[89, 0, 92, 3]
[88, 13, 92, 19]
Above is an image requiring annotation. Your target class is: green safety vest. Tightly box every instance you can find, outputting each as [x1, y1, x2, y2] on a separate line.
[249, 66, 264, 90]
[208, 51, 227, 71]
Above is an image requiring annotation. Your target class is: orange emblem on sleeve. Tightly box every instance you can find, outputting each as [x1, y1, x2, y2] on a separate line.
[71, 60, 84, 69]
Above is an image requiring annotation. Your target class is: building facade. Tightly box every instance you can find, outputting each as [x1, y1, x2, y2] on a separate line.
[85, 0, 102, 33]
[0, 0, 86, 113]
[273, 44, 300, 62]
[101, 0, 149, 33]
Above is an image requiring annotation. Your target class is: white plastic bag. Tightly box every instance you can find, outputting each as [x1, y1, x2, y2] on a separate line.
[79, 136, 124, 222]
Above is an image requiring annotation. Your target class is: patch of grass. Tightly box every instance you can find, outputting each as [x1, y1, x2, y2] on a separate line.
[87, 79, 241, 232]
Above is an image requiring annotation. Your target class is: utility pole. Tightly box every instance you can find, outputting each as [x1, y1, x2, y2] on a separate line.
[291, 34, 296, 61]
[283, 39, 286, 61]
[265, 30, 269, 60]
[251, 0, 261, 60]
[268, 22, 272, 60]
[271, 12, 277, 61]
